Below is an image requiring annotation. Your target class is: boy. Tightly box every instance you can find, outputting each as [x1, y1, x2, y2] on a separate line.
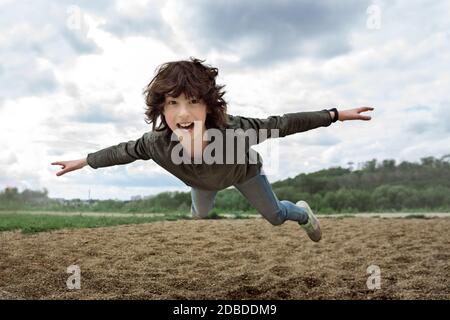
[52, 57, 374, 242]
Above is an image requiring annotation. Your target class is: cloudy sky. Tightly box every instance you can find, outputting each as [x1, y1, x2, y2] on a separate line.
[1, 0, 449, 200]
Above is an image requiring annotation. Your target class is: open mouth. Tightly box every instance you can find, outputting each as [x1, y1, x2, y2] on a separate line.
[177, 122, 195, 130]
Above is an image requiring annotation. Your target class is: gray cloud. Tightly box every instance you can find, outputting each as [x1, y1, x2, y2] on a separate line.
[60, 83, 133, 125]
[64, 82, 81, 99]
[404, 105, 432, 113]
[35, 139, 102, 152]
[303, 132, 341, 146]
[61, 27, 100, 56]
[72, 104, 125, 124]
[0, 1, 103, 102]
[0, 61, 59, 101]
[406, 103, 450, 135]
[99, 5, 172, 40]
[85, 0, 371, 67]
[189, 0, 370, 65]
[433, 103, 450, 133]
[0, 152, 18, 166]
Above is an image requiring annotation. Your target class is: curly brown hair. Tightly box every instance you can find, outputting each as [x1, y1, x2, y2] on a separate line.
[143, 57, 229, 133]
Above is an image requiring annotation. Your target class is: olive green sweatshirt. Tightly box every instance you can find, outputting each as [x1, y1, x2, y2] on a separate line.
[86, 110, 334, 190]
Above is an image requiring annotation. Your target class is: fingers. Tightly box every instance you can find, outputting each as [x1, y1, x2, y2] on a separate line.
[52, 161, 68, 176]
[56, 167, 72, 176]
[358, 106, 375, 113]
[51, 161, 62, 165]
[51, 161, 66, 168]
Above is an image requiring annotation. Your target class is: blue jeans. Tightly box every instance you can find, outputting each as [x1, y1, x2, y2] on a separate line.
[190, 173, 308, 225]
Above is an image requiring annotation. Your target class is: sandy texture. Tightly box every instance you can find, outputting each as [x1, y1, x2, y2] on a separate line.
[1, 217, 449, 299]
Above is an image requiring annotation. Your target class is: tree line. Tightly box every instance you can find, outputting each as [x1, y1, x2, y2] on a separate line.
[1, 156, 449, 214]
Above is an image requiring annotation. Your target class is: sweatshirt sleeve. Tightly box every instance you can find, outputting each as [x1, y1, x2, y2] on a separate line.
[86, 132, 154, 169]
[230, 109, 333, 143]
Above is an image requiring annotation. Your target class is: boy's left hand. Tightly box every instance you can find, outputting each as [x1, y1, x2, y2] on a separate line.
[339, 106, 374, 121]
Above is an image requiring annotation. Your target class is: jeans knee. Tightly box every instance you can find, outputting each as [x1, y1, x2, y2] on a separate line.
[268, 218, 285, 226]
[264, 209, 285, 226]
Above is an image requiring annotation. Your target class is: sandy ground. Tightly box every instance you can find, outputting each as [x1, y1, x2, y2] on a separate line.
[0, 217, 449, 300]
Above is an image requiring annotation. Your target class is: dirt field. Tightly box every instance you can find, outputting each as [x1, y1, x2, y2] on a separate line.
[1, 217, 449, 299]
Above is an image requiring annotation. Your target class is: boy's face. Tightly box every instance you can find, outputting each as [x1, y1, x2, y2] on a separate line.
[163, 92, 209, 141]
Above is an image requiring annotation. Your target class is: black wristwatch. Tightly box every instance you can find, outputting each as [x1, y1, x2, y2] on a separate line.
[327, 108, 339, 123]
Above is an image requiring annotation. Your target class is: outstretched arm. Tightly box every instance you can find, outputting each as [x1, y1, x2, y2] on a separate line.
[51, 132, 154, 176]
[229, 109, 334, 142]
[229, 106, 374, 146]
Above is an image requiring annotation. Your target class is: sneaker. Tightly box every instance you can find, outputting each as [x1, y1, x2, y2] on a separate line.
[295, 200, 322, 242]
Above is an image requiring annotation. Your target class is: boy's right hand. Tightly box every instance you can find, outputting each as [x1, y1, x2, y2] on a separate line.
[51, 158, 88, 176]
